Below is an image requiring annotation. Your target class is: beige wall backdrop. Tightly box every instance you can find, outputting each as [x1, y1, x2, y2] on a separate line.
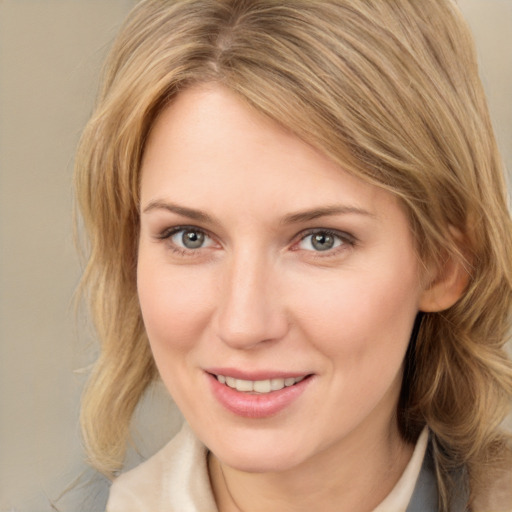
[0, 1, 511, 511]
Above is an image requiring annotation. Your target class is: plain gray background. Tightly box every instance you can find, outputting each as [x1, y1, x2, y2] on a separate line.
[0, 1, 511, 511]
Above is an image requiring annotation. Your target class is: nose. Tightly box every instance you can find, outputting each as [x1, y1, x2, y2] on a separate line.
[214, 250, 289, 350]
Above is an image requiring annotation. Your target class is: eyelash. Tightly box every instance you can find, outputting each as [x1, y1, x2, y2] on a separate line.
[155, 226, 356, 257]
[294, 228, 356, 257]
[156, 225, 216, 257]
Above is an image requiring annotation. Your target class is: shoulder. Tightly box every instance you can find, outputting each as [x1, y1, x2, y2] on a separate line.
[471, 448, 512, 512]
[106, 423, 217, 512]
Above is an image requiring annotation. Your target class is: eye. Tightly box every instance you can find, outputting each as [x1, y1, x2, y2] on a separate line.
[172, 228, 207, 249]
[161, 226, 216, 251]
[297, 230, 351, 252]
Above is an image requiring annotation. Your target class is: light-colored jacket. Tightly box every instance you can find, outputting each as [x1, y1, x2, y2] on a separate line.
[106, 423, 511, 511]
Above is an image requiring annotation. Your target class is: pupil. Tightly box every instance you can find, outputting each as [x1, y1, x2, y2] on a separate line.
[182, 230, 204, 249]
[312, 233, 334, 251]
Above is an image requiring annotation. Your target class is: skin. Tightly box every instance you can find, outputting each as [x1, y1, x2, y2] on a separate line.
[137, 84, 459, 511]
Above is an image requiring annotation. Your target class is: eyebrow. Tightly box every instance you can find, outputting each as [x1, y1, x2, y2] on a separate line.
[142, 200, 215, 223]
[142, 200, 373, 224]
[281, 205, 374, 224]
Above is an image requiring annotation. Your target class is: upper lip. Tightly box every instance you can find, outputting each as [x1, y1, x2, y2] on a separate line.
[205, 368, 312, 381]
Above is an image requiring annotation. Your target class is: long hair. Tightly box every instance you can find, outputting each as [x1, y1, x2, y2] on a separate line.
[75, 1, 512, 508]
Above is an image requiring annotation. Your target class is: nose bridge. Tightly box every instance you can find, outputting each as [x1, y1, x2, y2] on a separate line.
[215, 246, 287, 349]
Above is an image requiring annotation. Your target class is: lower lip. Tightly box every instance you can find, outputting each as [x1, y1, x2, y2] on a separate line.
[207, 373, 312, 419]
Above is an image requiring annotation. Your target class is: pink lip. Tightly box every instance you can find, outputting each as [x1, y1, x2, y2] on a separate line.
[206, 371, 312, 419]
[206, 367, 309, 381]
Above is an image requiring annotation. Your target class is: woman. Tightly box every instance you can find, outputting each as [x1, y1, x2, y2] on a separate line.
[75, 1, 512, 510]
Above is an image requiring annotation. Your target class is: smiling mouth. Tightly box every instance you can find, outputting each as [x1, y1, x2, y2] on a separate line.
[213, 374, 308, 394]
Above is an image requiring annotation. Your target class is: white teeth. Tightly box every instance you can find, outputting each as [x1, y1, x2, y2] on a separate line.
[216, 374, 306, 394]
[253, 380, 271, 393]
[235, 379, 253, 392]
[271, 378, 285, 390]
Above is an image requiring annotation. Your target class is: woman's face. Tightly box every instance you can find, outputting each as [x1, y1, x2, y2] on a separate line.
[138, 85, 428, 473]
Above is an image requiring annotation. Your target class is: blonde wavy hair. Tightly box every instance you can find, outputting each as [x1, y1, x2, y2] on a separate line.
[75, 0, 512, 508]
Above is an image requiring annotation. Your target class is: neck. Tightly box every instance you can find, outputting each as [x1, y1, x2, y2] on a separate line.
[209, 416, 414, 512]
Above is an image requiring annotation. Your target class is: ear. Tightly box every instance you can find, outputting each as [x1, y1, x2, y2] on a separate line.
[419, 251, 470, 313]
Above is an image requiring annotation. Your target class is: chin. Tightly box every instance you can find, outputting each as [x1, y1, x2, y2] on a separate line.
[218, 447, 305, 474]
[203, 424, 312, 474]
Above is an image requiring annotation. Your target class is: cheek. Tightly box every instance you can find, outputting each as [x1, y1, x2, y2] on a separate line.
[289, 262, 421, 365]
[136, 254, 215, 355]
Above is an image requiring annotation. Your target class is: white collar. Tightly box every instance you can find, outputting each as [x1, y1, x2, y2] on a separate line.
[372, 426, 429, 511]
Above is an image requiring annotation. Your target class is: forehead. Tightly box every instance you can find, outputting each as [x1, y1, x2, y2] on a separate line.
[140, 85, 402, 224]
